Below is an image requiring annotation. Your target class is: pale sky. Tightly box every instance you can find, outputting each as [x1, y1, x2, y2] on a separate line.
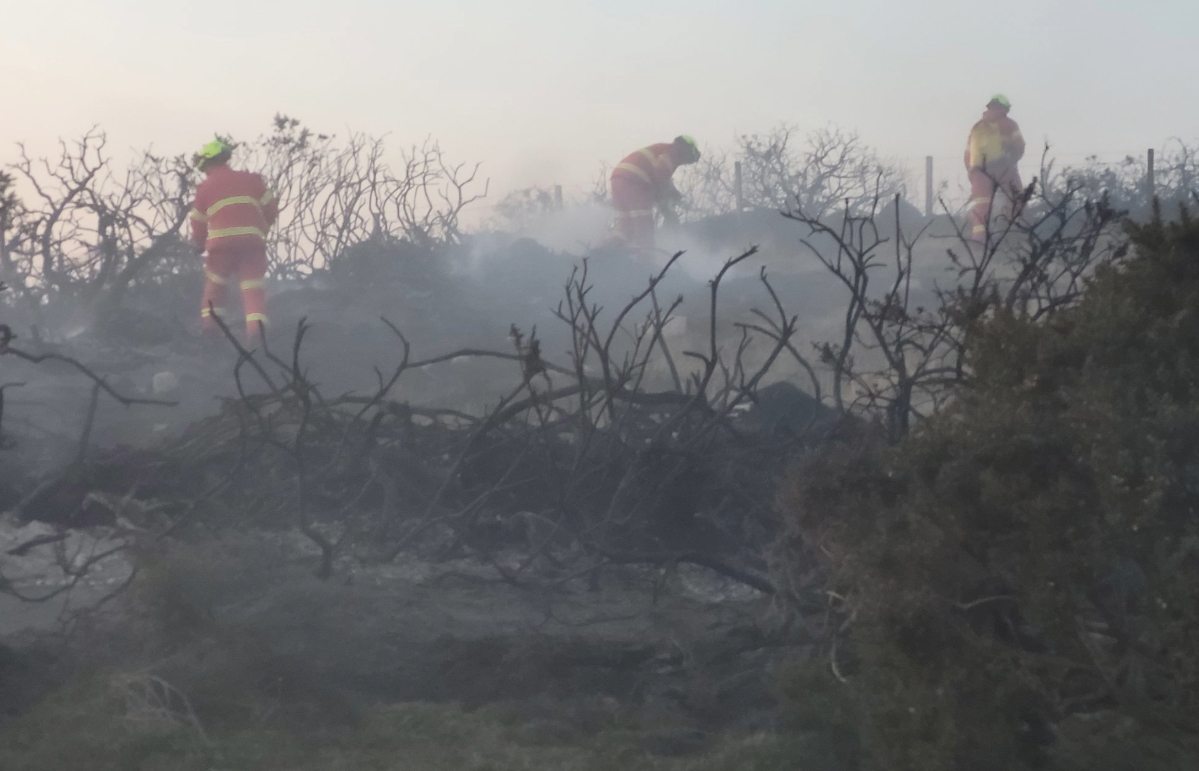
[2, 0, 1195, 206]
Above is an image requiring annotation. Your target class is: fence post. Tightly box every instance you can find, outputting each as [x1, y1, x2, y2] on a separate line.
[734, 161, 744, 212]
[553, 184, 564, 210]
[1146, 148, 1156, 202]
[924, 155, 934, 217]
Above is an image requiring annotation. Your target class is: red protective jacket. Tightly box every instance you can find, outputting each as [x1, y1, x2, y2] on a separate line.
[611, 143, 683, 201]
[963, 108, 1025, 173]
[189, 164, 278, 252]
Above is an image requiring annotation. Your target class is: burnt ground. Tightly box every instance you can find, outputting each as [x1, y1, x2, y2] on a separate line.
[0, 524, 812, 770]
[0, 229, 947, 769]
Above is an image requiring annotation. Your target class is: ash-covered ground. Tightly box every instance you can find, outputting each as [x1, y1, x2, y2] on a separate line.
[0, 213, 951, 769]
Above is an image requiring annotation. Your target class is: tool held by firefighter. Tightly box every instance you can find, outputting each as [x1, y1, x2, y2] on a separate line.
[964, 94, 1025, 242]
[609, 136, 701, 251]
[189, 138, 278, 344]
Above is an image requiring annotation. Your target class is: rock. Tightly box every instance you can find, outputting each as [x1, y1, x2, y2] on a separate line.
[151, 370, 179, 395]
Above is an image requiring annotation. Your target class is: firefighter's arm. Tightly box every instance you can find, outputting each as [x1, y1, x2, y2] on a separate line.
[655, 154, 683, 200]
[1009, 128, 1026, 163]
[649, 151, 681, 199]
[658, 178, 683, 226]
[188, 199, 208, 248]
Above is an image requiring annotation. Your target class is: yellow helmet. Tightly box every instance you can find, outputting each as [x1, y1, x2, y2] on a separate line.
[673, 134, 700, 163]
[192, 137, 234, 170]
[988, 94, 1011, 110]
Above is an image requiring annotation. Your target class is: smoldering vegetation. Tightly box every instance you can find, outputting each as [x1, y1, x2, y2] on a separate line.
[1, 119, 1197, 770]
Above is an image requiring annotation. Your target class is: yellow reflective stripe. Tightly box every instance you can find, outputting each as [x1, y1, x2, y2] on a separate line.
[206, 195, 262, 218]
[240, 279, 266, 291]
[204, 270, 230, 285]
[208, 226, 266, 240]
[245, 313, 269, 324]
[616, 209, 654, 218]
[200, 306, 228, 317]
[640, 147, 672, 174]
[259, 189, 276, 207]
[189, 208, 207, 222]
[615, 162, 652, 184]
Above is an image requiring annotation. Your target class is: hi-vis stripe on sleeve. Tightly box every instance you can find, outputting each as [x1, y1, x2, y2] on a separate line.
[239, 278, 266, 291]
[189, 208, 208, 222]
[259, 189, 276, 207]
[614, 162, 652, 183]
[206, 195, 263, 218]
[640, 147, 673, 173]
[208, 226, 267, 240]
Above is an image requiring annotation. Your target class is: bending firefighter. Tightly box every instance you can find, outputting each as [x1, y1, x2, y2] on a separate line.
[189, 138, 278, 343]
[609, 136, 701, 250]
[964, 94, 1025, 242]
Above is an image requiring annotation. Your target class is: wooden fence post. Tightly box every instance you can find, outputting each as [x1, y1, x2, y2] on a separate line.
[734, 161, 745, 213]
[925, 155, 934, 217]
[1147, 148, 1156, 202]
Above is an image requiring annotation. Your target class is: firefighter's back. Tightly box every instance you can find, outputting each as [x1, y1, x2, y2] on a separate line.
[196, 166, 272, 248]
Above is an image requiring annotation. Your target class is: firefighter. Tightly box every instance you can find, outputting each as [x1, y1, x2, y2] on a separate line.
[189, 138, 278, 344]
[964, 94, 1025, 242]
[609, 136, 701, 251]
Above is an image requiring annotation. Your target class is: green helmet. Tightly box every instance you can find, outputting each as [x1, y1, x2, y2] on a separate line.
[193, 137, 234, 170]
[674, 134, 700, 163]
[988, 94, 1012, 110]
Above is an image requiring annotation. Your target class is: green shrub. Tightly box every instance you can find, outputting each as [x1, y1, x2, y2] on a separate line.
[776, 211, 1199, 770]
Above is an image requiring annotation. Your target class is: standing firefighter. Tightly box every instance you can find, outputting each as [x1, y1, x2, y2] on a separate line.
[610, 136, 701, 251]
[964, 94, 1025, 242]
[190, 139, 278, 343]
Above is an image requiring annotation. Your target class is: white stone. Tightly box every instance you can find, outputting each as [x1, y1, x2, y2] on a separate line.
[151, 370, 179, 395]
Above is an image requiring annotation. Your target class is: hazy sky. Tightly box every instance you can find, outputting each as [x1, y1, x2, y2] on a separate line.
[3, 0, 1195, 205]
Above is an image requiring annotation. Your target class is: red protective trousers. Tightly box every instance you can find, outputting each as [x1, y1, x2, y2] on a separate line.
[201, 241, 268, 343]
[610, 175, 657, 250]
[967, 167, 1023, 241]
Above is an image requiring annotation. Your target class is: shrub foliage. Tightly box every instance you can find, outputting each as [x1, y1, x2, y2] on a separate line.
[777, 210, 1199, 770]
